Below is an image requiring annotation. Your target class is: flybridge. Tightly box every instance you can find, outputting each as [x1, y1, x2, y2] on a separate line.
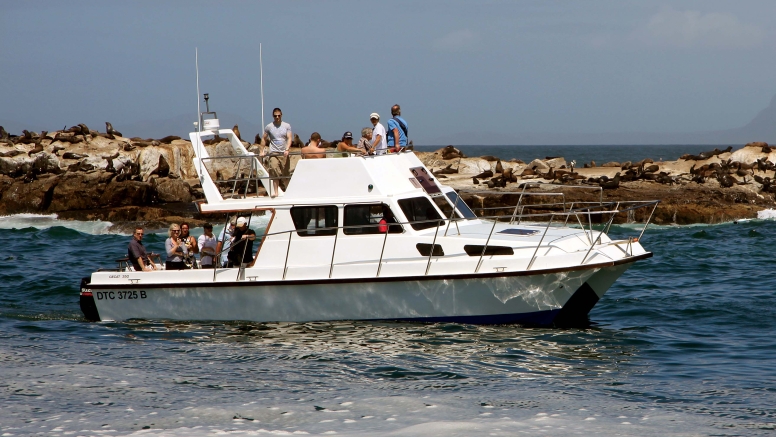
[188, 121, 445, 212]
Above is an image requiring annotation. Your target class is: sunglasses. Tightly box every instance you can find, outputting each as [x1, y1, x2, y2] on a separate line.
[273, 114, 282, 118]
[172, 230, 180, 233]
[135, 232, 143, 236]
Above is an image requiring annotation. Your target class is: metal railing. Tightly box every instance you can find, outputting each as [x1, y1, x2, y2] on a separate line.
[199, 150, 407, 199]
[117, 195, 659, 280]
[226, 199, 661, 281]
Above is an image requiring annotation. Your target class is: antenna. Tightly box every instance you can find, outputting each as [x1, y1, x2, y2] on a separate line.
[260, 43, 265, 132]
[195, 48, 202, 177]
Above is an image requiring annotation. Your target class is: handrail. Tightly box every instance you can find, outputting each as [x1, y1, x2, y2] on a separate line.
[148, 198, 660, 280]
[425, 220, 443, 275]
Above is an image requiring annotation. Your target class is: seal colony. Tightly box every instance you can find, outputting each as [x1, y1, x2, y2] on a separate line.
[0, 123, 773, 228]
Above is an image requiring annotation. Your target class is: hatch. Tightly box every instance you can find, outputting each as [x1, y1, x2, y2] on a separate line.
[409, 166, 442, 197]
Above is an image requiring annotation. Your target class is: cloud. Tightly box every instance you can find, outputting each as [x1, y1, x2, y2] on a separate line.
[431, 29, 481, 52]
[633, 7, 765, 49]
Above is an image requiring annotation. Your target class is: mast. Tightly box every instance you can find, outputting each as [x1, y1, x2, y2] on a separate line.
[260, 43, 265, 133]
[195, 47, 202, 176]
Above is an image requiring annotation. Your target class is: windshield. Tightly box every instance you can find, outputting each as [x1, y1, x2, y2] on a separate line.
[445, 191, 477, 219]
[398, 197, 443, 231]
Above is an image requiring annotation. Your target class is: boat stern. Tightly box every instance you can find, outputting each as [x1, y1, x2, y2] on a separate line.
[79, 277, 100, 322]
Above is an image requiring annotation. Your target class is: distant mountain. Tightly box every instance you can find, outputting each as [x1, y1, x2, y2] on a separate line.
[428, 94, 776, 146]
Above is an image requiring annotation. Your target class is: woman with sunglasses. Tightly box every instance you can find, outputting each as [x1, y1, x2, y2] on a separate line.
[165, 224, 188, 270]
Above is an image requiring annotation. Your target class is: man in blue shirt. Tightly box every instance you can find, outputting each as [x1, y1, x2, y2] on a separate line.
[387, 104, 408, 153]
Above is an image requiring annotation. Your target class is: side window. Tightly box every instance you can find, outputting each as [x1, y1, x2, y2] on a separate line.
[344, 204, 403, 235]
[290, 206, 338, 237]
[398, 197, 443, 231]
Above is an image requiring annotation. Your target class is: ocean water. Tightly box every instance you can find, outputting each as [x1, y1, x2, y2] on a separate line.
[1, 212, 775, 437]
[415, 144, 723, 164]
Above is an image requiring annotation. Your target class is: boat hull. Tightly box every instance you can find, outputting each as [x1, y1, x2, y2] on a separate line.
[81, 261, 636, 326]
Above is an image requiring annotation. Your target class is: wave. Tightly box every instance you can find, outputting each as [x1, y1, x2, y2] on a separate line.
[0, 213, 273, 236]
[0, 213, 114, 235]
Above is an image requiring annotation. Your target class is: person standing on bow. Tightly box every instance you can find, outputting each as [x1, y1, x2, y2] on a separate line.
[387, 104, 408, 153]
[260, 108, 292, 195]
[369, 113, 387, 155]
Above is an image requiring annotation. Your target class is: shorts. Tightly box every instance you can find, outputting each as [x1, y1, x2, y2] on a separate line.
[265, 154, 291, 190]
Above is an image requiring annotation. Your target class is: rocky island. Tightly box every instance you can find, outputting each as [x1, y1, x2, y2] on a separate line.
[1, 123, 774, 230]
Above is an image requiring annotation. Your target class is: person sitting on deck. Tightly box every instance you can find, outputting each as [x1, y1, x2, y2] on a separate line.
[165, 224, 189, 270]
[356, 127, 373, 154]
[128, 226, 156, 271]
[301, 132, 326, 159]
[336, 131, 364, 157]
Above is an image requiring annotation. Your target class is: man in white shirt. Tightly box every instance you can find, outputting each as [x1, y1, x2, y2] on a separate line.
[369, 113, 387, 155]
[197, 223, 217, 268]
[216, 218, 236, 268]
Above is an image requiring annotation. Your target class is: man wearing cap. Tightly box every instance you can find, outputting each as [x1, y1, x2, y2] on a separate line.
[370, 113, 388, 155]
[336, 132, 364, 157]
[260, 107, 292, 195]
[197, 223, 217, 269]
[227, 217, 255, 268]
[387, 104, 408, 153]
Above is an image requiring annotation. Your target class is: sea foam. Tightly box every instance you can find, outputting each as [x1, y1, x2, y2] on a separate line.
[0, 213, 114, 234]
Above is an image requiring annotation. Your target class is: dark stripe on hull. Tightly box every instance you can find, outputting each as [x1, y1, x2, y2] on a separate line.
[553, 282, 599, 328]
[387, 309, 560, 326]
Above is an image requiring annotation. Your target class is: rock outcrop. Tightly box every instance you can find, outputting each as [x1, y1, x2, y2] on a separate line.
[2, 124, 776, 226]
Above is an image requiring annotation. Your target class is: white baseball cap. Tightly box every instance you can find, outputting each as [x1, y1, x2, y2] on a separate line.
[236, 217, 247, 226]
[370, 113, 380, 120]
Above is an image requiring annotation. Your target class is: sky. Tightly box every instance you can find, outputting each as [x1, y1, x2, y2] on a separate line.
[2, 1, 776, 144]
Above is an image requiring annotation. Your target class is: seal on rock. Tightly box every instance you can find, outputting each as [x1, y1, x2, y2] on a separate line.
[106, 122, 122, 137]
[78, 124, 91, 140]
[158, 136, 181, 144]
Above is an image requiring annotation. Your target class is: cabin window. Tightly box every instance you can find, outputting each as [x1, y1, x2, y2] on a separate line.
[343, 204, 403, 235]
[432, 196, 455, 219]
[290, 205, 338, 237]
[463, 245, 515, 256]
[398, 197, 443, 231]
[445, 191, 477, 219]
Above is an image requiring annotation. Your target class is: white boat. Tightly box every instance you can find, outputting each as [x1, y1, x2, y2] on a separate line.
[80, 110, 658, 327]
